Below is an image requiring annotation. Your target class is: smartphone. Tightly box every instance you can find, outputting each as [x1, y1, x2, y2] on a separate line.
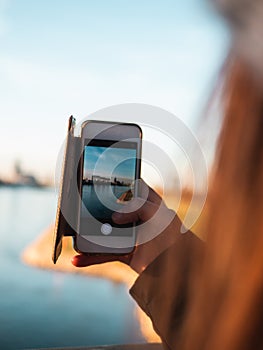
[75, 120, 142, 255]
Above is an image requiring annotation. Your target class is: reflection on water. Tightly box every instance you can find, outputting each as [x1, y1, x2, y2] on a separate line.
[82, 184, 132, 220]
[0, 187, 143, 350]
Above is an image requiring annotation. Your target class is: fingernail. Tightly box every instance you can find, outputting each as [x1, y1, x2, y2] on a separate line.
[71, 255, 80, 264]
[71, 257, 77, 265]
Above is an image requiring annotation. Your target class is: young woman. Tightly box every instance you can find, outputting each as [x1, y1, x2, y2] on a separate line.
[72, 1, 263, 349]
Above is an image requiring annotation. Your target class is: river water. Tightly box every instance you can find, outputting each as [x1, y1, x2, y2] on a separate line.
[0, 187, 144, 349]
[82, 184, 132, 221]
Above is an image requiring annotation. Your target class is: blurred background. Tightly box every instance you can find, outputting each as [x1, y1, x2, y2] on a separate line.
[0, 0, 229, 349]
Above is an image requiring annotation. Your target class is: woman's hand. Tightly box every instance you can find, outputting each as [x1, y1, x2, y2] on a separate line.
[71, 180, 183, 274]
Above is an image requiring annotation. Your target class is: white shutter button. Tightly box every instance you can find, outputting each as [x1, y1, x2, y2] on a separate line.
[101, 223, 112, 235]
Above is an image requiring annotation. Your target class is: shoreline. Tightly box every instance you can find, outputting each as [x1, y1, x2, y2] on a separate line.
[21, 225, 161, 343]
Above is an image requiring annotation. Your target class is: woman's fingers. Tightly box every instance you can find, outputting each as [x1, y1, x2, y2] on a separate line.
[139, 179, 163, 205]
[72, 180, 166, 269]
[71, 254, 112, 267]
[112, 197, 160, 224]
[147, 186, 163, 204]
[71, 253, 131, 267]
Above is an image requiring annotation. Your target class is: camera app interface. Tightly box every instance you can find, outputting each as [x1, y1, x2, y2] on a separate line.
[80, 140, 137, 236]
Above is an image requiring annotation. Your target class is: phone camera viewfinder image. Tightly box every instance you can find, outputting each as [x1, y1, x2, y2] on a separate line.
[80, 139, 138, 237]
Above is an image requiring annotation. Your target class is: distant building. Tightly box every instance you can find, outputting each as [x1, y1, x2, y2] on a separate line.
[111, 176, 133, 186]
[92, 175, 110, 183]
[13, 161, 40, 187]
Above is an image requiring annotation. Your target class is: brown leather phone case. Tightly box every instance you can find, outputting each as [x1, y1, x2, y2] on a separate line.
[53, 117, 141, 262]
[52, 116, 81, 263]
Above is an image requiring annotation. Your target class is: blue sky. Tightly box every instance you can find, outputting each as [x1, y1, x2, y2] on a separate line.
[0, 0, 229, 183]
[84, 146, 136, 180]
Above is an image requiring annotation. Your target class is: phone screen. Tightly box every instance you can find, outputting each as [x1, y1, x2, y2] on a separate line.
[79, 139, 138, 237]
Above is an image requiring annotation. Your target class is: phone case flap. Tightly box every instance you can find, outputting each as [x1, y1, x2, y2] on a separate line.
[53, 116, 81, 263]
